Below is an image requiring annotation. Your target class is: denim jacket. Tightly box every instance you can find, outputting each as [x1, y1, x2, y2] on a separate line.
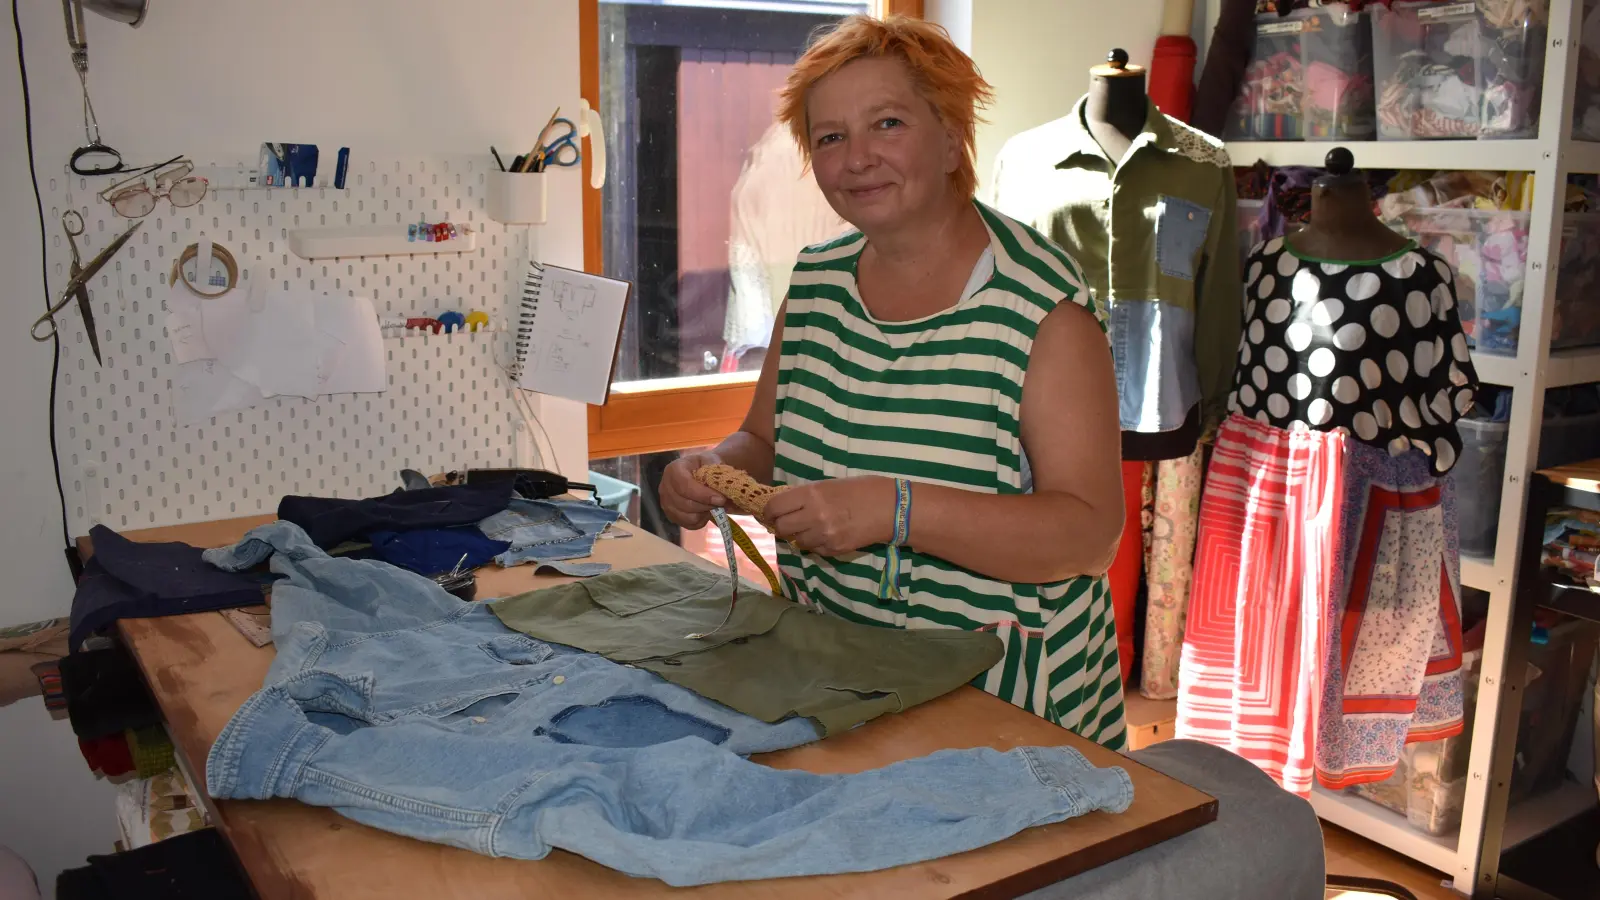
[203, 523, 1135, 886]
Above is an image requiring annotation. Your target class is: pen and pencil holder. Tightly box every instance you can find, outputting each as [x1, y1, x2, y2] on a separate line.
[486, 170, 547, 225]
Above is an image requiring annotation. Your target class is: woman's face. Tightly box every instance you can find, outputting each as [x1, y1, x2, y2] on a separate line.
[805, 56, 961, 234]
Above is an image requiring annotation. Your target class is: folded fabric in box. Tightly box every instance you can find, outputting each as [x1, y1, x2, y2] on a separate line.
[488, 561, 1005, 736]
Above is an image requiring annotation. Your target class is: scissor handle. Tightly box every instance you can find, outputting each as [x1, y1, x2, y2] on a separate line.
[62, 209, 85, 236]
[541, 117, 579, 142]
[31, 300, 68, 342]
[543, 141, 581, 167]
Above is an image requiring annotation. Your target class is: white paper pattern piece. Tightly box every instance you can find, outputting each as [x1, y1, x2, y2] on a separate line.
[165, 285, 388, 426]
[314, 294, 388, 395]
[517, 264, 630, 405]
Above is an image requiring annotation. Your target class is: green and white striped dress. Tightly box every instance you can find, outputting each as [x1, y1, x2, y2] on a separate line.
[772, 201, 1127, 749]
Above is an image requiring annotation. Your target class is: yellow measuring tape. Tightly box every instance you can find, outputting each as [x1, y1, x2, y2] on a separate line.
[709, 508, 783, 597]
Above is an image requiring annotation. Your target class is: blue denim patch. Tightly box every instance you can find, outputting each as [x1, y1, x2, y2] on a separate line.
[479, 498, 621, 566]
[1155, 195, 1212, 281]
[546, 695, 732, 748]
[1108, 301, 1204, 433]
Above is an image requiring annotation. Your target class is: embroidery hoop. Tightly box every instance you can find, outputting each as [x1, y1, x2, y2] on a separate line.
[170, 240, 240, 298]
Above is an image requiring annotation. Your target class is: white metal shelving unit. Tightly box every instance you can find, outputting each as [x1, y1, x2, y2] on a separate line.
[1208, 0, 1598, 891]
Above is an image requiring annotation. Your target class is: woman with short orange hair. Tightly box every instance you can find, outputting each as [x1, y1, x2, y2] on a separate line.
[662, 14, 1127, 744]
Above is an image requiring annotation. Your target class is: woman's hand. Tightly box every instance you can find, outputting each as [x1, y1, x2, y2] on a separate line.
[659, 451, 730, 530]
[763, 476, 896, 557]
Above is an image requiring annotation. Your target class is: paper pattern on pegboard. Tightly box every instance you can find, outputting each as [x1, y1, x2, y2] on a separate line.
[40, 156, 540, 534]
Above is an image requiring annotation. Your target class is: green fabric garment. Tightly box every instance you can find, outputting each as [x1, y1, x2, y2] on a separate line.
[990, 96, 1242, 432]
[488, 562, 1004, 736]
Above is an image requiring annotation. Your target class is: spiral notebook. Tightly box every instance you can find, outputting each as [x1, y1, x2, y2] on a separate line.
[512, 261, 631, 405]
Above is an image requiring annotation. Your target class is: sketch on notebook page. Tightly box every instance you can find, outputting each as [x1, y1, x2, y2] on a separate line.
[514, 265, 630, 405]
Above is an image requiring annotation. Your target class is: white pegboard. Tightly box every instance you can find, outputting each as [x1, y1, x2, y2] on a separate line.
[42, 156, 546, 534]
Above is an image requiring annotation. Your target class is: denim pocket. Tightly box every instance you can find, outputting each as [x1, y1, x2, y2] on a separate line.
[481, 634, 555, 666]
[1155, 196, 1212, 281]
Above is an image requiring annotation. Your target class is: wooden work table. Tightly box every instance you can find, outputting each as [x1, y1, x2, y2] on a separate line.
[96, 514, 1216, 899]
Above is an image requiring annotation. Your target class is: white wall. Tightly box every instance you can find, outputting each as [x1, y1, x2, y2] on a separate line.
[961, 0, 1168, 194]
[1, 0, 587, 891]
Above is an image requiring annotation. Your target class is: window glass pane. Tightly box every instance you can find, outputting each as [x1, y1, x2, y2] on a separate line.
[591, 449, 780, 585]
[598, 1, 865, 384]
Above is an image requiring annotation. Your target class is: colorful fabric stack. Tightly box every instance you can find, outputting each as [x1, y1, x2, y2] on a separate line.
[1543, 507, 1600, 588]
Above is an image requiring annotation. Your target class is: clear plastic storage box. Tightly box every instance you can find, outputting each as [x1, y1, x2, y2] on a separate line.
[1371, 0, 1549, 140]
[1456, 417, 1509, 559]
[1575, 0, 1600, 140]
[1397, 207, 1528, 355]
[1348, 620, 1600, 836]
[1453, 409, 1600, 561]
[1554, 212, 1600, 350]
[1227, 6, 1377, 141]
[1395, 207, 1600, 356]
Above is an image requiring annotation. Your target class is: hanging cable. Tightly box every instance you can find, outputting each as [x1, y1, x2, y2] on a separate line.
[13, 0, 78, 574]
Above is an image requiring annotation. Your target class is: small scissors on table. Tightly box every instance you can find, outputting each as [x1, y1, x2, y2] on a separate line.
[31, 211, 142, 365]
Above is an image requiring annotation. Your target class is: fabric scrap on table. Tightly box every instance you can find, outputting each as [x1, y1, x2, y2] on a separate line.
[278, 480, 514, 549]
[1177, 414, 1346, 795]
[69, 526, 268, 651]
[366, 526, 510, 575]
[530, 560, 613, 578]
[489, 561, 1004, 736]
[480, 497, 621, 566]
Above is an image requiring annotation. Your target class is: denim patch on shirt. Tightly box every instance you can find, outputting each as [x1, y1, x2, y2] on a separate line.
[546, 695, 732, 748]
[1155, 195, 1212, 281]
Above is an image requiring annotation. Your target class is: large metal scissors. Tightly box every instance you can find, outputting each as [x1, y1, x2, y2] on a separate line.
[31, 211, 141, 365]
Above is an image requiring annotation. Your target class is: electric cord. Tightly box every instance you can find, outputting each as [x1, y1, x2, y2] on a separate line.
[12, 0, 76, 571]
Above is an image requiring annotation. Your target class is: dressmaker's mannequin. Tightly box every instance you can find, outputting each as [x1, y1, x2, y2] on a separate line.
[1085, 49, 1148, 165]
[1288, 148, 1410, 262]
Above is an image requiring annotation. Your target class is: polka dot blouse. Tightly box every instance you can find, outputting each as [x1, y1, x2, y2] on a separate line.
[1228, 236, 1480, 475]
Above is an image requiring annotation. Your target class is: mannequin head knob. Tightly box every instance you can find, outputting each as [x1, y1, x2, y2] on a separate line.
[1106, 48, 1129, 70]
[1324, 147, 1355, 177]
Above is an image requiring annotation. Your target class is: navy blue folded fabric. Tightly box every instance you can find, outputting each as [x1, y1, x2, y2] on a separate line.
[68, 526, 266, 650]
[56, 828, 252, 900]
[367, 527, 511, 576]
[277, 481, 515, 549]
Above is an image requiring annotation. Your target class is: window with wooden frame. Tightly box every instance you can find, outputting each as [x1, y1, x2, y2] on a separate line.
[579, 0, 922, 461]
